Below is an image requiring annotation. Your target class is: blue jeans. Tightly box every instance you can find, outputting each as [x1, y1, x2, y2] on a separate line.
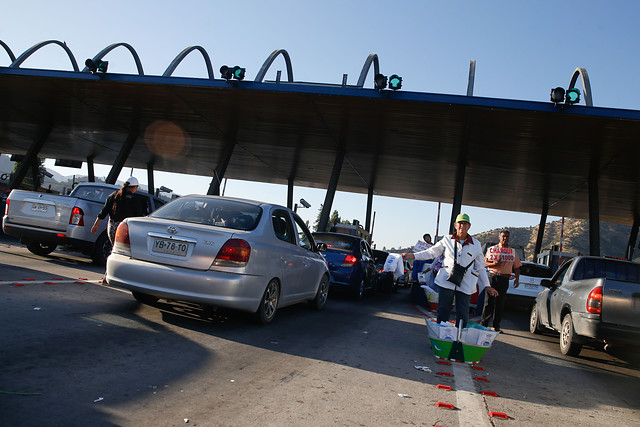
[474, 288, 486, 315]
[437, 287, 471, 328]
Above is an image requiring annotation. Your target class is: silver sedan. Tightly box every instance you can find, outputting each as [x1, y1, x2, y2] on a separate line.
[106, 195, 330, 324]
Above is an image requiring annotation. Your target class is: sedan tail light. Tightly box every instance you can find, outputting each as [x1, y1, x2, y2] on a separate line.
[4, 198, 9, 216]
[213, 239, 251, 267]
[112, 222, 131, 256]
[70, 207, 84, 226]
[341, 254, 357, 267]
[586, 286, 603, 314]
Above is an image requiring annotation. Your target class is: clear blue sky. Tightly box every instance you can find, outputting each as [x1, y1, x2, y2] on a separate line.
[3, 1, 639, 251]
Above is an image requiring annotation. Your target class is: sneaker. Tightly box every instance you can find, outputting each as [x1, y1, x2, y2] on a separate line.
[494, 327, 502, 333]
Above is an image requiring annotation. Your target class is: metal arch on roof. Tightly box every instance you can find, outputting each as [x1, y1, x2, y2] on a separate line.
[0, 40, 16, 63]
[356, 54, 380, 88]
[568, 67, 593, 107]
[254, 49, 294, 83]
[162, 46, 214, 79]
[81, 42, 144, 75]
[9, 40, 79, 71]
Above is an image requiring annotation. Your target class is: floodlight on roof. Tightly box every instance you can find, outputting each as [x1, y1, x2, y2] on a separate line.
[232, 66, 245, 81]
[374, 73, 387, 90]
[388, 74, 403, 90]
[566, 87, 581, 104]
[550, 87, 565, 105]
[220, 65, 246, 81]
[85, 58, 108, 74]
[220, 65, 233, 81]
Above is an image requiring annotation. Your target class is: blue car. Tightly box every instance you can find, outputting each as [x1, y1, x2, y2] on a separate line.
[312, 232, 378, 299]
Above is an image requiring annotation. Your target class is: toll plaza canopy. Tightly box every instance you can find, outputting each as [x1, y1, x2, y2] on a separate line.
[1, 65, 640, 228]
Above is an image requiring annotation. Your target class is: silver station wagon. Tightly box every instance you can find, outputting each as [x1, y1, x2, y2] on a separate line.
[106, 195, 330, 324]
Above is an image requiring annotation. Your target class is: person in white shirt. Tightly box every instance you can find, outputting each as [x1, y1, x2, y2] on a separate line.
[403, 213, 498, 327]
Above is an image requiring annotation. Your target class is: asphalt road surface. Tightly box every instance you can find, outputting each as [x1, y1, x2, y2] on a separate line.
[1, 234, 639, 426]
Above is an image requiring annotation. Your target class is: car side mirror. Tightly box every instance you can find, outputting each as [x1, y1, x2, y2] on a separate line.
[540, 279, 553, 288]
[316, 243, 327, 252]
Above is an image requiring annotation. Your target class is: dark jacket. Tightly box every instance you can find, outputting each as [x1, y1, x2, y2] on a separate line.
[97, 191, 144, 222]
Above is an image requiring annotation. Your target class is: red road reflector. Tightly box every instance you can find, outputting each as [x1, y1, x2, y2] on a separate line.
[436, 384, 452, 390]
[472, 366, 485, 371]
[78, 277, 88, 280]
[44, 282, 56, 285]
[23, 278, 35, 281]
[482, 391, 498, 397]
[437, 372, 453, 376]
[489, 411, 509, 419]
[51, 278, 63, 280]
[437, 361, 451, 365]
[474, 377, 489, 382]
[74, 281, 86, 284]
[436, 402, 456, 410]
[12, 282, 24, 286]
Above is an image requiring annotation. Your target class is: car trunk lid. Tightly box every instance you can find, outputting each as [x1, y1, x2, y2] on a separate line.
[126, 217, 239, 270]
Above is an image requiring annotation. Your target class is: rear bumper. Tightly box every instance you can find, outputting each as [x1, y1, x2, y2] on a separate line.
[573, 312, 640, 345]
[328, 268, 364, 290]
[2, 220, 95, 252]
[106, 253, 265, 313]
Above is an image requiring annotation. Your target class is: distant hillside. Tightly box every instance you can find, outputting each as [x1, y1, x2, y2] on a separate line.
[474, 218, 639, 263]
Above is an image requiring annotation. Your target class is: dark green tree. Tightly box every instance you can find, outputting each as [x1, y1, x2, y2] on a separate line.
[13, 157, 46, 190]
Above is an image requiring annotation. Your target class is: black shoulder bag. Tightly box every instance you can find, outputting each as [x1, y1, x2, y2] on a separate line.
[447, 242, 475, 286]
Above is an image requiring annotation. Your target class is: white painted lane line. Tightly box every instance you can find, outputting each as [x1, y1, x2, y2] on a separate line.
[452, 362, 491, 426]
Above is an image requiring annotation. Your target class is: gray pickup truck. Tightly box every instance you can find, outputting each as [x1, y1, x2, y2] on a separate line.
[2, 182, 166, 265]
[529, 255, 640, 356]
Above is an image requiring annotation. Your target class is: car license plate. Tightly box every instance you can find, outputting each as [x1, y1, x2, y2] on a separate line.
[152, 238, 189, 256]
[525, 284, 538, 289]
[31, 203, 48, 212]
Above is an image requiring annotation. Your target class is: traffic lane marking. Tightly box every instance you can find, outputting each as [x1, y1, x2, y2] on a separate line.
[452, 362, 492, 426]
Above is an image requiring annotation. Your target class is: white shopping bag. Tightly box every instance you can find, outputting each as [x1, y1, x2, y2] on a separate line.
[382, 253, 404, 279]
[421, 285, 439, 303]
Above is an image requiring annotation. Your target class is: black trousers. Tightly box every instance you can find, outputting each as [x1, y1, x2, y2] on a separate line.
[481, 274, 510, 329]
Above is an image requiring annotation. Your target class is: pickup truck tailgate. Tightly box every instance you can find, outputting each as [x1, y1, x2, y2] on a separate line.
[602, 279, 640, 328]
[6, 192, 74, 232]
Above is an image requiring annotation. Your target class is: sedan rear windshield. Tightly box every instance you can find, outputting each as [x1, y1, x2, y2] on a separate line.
[313, 234, 355, 251]
[150, 197, 262, 231]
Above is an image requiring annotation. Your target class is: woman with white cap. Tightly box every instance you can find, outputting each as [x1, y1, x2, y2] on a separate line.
[91, 177, 144, 245]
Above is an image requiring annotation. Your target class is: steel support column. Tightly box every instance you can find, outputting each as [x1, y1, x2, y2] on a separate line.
[8, 123, 53, 190]
[147, 162, 154, 195]
[207, 140, 236, 195]
[588, 173, 600, 256]
[318, 150, 345, 232]
[31, 158, 40, 190]
[87, 156, 95, 182]
[626, 217, 639, 261]
[365, 185, 374, 232]
[450, 149, 468, 234]
[287, 178, 294, 210]
[106, 129, 138, 184]
[533, 205, 548, 262]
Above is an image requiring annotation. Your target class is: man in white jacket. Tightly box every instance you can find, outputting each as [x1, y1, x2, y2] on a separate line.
[403, 213, 498, 327]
